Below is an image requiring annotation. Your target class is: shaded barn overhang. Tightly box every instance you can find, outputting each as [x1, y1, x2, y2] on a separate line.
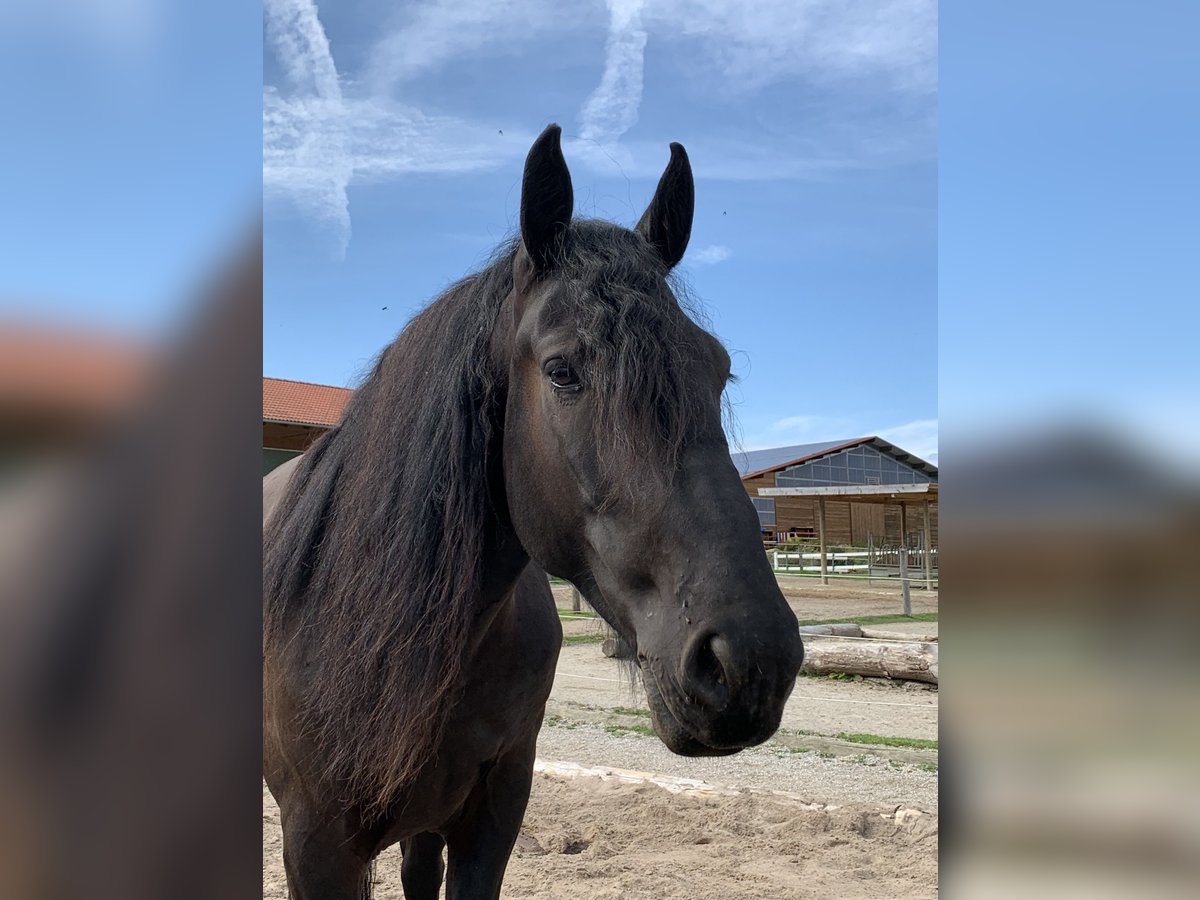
[758, 482, 938, 505]
[759, 483, 938, 587]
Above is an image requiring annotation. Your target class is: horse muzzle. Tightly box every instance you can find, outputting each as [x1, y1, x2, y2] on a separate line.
[636, 625, 802, 756]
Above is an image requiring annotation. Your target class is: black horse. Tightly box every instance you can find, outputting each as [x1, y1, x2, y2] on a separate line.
[263, 124, 804, 900]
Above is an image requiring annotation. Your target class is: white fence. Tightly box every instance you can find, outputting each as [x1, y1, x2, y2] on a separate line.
[767, 543, 937, 589]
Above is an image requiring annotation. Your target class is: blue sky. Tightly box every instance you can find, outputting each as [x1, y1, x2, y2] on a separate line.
[5, 4, 1194, 472]
[939, 1, 1199, 466]
[263, 0, 938, 461]
[0, 1, 261, 335]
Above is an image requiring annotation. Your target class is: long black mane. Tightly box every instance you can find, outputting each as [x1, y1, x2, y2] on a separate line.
[263, 220, 717, 813]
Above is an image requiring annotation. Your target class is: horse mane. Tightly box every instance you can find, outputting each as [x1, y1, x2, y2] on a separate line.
[263, 220, 719, 815]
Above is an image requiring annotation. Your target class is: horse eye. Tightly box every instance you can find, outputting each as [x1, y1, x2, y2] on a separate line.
[545, 359, 581, 391]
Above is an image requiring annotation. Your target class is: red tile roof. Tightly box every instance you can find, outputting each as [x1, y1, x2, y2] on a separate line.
[263, 377, 353, 427]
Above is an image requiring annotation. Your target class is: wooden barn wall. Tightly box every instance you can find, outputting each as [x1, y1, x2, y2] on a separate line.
[742, 472, 938, 547]
[884, 503, 939, 548]
[263, 421, 330, 452]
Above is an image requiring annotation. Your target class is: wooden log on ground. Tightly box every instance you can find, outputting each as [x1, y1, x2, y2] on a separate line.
[797, 624, 863, 637]
[801, 637, 938, 684]
[602, 637, 633, 659]
[860, 627, 938, 643]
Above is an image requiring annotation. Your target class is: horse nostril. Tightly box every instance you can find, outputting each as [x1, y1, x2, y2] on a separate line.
[685, 633, 735, 709]
[694, 634, 720, 678]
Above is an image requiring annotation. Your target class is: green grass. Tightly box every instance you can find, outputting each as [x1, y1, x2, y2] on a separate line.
[562, 633, 605, 646]
[775, 745, 812, 755]
[557, 608, 597, 620]
[604, 723, 656, 738]
[796, 613, 938, 627]
[611, 706, 651, 718]
[836, 732, 938, 751]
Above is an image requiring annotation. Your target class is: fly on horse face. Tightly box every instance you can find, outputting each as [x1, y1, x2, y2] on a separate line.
[263, 124, 804, 900]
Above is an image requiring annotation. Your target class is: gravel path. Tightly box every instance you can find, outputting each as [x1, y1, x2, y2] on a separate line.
[551, 644, 940, 741]
[535, 722, 939, 810]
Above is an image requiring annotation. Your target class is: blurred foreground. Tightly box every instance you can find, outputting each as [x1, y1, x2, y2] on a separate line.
[943, 425, 1200, 898]
[0, 238, 263, 900]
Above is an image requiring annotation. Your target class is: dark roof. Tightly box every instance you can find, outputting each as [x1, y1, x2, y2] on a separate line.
[734, 436, 938, 480]
[731, 440, 854, 478]
[263, 377, 353, 427]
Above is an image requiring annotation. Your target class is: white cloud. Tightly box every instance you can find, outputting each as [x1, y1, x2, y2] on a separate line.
[572, 0, 935, 180]
[363, 0, 935, 96]
[363, 0, 583, 91]
[579, 0, 648, 146]
[648, 0, 937, 95]
[264, 0, 531, 256]
[264, 0, 936, 251]
[263, 0, 351, 254]
[875, 418, 939, 463]
[690, 244, 732, 265]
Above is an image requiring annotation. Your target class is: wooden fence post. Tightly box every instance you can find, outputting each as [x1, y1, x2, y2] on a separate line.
[922, 498, 933, 590]
[817, 498, 828, 586]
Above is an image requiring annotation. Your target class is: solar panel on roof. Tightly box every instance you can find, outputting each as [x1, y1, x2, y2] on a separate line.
[730, 439, 856, 477]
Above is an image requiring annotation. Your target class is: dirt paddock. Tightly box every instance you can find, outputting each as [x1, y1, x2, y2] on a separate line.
[263, 774, 938, 899]
[264, 579, 939, 897]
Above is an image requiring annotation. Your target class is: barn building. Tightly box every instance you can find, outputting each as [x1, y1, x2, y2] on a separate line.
[262, 377, 352, 475]
[735, 437, 938, 585]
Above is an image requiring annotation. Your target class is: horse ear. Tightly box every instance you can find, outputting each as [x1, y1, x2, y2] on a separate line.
[520, 124, 574, 273]
[636, 142, 694, 269]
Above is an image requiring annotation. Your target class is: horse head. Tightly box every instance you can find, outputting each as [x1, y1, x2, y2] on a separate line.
[496, 124, 803, 756]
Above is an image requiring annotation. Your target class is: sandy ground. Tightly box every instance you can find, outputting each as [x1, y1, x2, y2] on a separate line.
[263, 775, 938, 900]
[265, 579, 939, 897]
[535, 724, 937, 809]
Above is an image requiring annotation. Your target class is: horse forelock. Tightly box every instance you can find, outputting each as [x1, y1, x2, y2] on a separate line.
[559, 220, 725, 498]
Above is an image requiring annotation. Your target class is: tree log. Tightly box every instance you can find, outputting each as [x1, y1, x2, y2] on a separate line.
[797, 624, 863, 637]
[801, 637, 938, 684]
[860, 627, 938, 643]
